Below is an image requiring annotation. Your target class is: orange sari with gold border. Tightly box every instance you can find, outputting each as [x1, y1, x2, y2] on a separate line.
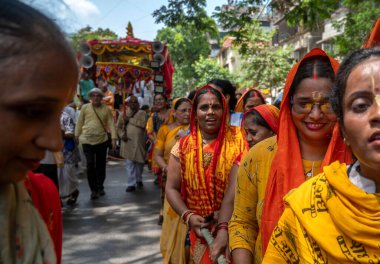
[178, 86, 245, 263]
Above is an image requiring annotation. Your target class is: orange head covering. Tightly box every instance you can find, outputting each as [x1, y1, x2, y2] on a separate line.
[261, 48, 352, 254]
[253, 104, 280, 134]
[240, 105, 280, 148]
[235, 88, 266, 112]
[364, 17, 380, 48]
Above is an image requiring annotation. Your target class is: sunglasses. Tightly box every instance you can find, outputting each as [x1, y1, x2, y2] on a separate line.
[291, 97, 333, 115]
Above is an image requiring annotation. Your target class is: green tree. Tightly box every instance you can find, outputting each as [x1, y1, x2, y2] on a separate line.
[70, 26, 118, 51]
[156, 25, 211, 96]
[152, 0, 217, 35]
[333, 0, 380, 57]
[153, 0, 336, 45]
[237, 20, 294, 99]
[193, 56, 237, 89]
[171, 56, 237, 97]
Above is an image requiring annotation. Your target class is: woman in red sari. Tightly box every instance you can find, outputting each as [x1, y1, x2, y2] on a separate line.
[166, 86, 245, 263]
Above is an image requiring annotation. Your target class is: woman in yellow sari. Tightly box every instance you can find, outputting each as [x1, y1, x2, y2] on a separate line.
[166, 86, 245, 263]
[157, 98, 192, 263]
[264, 46, 380, 264]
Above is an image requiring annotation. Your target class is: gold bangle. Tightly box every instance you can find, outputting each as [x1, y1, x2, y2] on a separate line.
[186, 212, 195, 227]
[180, 210, 191, 222]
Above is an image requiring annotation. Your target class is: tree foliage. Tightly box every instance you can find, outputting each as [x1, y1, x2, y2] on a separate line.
[333, 0, 380, 57]
[237, 20, 294, 98]
[156, 25, 211, 97]
[152, 0, 218, 36]
[193, 56, 237, 88]
[272, 0, 339, 31]
[171, 56, 237, 97]
[70, 26, 118, 51]
[153, 0, 380, 57]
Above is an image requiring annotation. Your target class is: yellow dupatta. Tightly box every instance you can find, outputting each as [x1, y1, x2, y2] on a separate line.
[156, 124, 189, 163]
[263, 161, 380, 263]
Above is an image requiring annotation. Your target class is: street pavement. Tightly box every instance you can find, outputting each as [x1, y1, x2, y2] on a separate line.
[62, 160, 163, 264]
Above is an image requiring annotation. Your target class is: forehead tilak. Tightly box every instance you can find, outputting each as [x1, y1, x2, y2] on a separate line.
[370, 64, 380, 105]
[311, 91, 322, 101]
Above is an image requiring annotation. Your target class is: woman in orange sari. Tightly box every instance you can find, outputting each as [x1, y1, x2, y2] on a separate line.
[166, 86, 245, 263]
[158, 98, 192, 263]
[263, 45, 380, 264]
[229, 48, 352, 263]
[209, 104, 280, 262]
[235, 88, 266, 113]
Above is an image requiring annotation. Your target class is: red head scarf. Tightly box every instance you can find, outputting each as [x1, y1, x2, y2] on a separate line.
[240, 104, 280, 148]
[253, 104, 280, 135]
[235, 88, 266, 112]
[261, 48, 352, 254]
[364, 17, 380, 48]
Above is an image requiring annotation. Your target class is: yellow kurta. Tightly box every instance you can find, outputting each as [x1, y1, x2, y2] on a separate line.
[75, 103, 116, 145]
[263, 161, 380, 263]
[229, 136, 277, 263]
[229, 136, 323, 263]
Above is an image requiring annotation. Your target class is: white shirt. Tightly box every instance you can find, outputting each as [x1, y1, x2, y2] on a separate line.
[348, 160, 376, 194]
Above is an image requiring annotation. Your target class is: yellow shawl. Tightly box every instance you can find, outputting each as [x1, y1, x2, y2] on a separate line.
[155, 124, 189, 163]
[263, 161, 380, 263]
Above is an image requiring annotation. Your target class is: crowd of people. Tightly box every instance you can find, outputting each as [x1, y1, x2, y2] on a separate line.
[1, 1, 379, 264]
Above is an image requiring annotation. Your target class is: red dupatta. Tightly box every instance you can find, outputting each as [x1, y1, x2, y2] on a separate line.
[261, 48, 352, 254]
[253, 104, 280, 134]
[25, 172, 62, 264]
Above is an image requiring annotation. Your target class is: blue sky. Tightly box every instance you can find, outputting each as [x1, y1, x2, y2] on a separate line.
[59, 0, 228, 41]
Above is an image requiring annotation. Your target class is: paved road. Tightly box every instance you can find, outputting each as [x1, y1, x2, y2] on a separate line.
[62, 160, 162, 264]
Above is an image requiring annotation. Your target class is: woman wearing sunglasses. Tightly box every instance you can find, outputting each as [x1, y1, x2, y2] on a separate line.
[229, 48, 351, 263]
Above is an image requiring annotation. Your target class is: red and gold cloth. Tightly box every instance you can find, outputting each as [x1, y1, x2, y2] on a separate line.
[261, 48, 352, 254]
